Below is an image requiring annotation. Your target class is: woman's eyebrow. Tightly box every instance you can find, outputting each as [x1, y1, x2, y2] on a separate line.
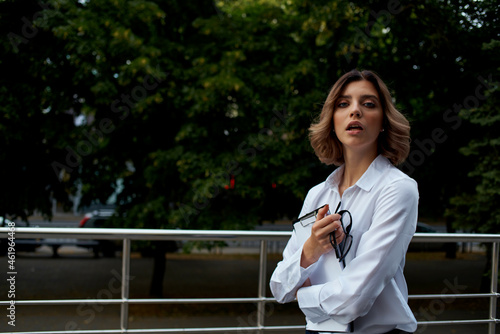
[361, 94, 380, 101]
[338, 94, 380, 101]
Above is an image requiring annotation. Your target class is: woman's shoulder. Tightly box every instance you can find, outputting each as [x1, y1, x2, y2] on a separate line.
[361, 156, 417, 193]
[379, 163, 419, 198]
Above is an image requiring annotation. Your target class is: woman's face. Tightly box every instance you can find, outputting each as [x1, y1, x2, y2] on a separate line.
[333, 80, 384, 155]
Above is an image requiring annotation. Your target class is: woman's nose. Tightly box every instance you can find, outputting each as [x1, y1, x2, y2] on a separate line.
[350, 103, 361, 117]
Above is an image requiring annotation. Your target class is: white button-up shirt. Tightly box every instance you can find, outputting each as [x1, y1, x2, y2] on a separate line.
[270, 155, 418, 333]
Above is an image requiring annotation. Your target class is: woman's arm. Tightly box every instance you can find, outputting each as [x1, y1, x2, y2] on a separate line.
[270, 190, 319, 303]
[270, 232, 312, 303]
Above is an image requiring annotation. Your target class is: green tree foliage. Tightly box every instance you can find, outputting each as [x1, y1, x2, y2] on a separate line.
[36, 0, 175, 228]
[0, 0, 499, 236]
[166, 0, 354, 229]
[446, 40, 500, 234]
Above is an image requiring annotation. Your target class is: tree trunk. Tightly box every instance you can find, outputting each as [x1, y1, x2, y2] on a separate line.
[445, 216, 457, 259]
[149, 241, 168, 297]
[480, 243, 492, 293]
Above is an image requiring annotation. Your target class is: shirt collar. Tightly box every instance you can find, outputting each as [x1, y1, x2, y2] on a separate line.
[325, 155, 390, 193]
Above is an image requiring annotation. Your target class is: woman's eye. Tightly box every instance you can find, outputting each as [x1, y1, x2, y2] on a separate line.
[364, 102, 376, 108]
[338, 102, 348, 108]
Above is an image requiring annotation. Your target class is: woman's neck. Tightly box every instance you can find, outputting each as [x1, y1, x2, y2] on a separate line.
[339, 150, 378, 196]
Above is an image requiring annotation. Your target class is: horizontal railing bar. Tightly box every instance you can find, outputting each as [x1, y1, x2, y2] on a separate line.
[3, 292, 497, 306]
[410, 293, 500, 299]
[7, 320, 500, 334]
[127, 297, 276, 304]
[5, 321, 500, 334]
[411, 234, 500, 243]
[2, 227, 500, 243]
[5, 325, 306, 334]
[0, 227, 292, 241]
[0, 297, 276, 306]
[417, 319, 498, 325]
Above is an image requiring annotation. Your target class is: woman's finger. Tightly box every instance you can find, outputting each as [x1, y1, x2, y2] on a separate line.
[333, 225, 345, 244]
[315, 204, 330, 221]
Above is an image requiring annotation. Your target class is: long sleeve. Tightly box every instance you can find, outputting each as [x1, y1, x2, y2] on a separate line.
[269, 236, 317, 303]
[270, 188, 320, 304]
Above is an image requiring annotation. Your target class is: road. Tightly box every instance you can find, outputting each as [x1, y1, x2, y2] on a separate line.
[0, 244, 498, 334]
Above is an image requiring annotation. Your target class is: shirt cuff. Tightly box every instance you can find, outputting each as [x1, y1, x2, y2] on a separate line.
[292, 244, 319, 287]
[297, 284, 330, 323]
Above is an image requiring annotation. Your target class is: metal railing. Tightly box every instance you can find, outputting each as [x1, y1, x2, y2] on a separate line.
[0, 227, 498, 334]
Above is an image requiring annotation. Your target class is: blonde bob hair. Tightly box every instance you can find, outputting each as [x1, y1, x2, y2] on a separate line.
[309, 69, 411, 166]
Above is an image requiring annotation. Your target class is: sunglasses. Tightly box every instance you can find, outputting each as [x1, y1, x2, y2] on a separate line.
[294, 202, 353, 265]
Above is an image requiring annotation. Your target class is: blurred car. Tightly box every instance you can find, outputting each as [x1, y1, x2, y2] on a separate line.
[79, 209, 120, 257]
[79, 209, 180, 258]
[408, 222, 448, 252]
[0, 217, 42, 255]
[416, 222, 439, 233]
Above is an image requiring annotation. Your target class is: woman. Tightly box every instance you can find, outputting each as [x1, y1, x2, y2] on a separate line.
[270, 69, 418, 334]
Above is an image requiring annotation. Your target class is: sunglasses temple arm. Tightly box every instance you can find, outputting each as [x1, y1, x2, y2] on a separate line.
[330, 233, 341, 259]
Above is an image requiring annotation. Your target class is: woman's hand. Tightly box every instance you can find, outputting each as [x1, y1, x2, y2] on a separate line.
[300, 204, 345, 268]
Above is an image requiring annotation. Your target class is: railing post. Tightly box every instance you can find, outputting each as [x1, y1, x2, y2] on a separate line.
[489, 241, 499, 334]
[257, 239, 268, 333]
[120, 238, 131, 332]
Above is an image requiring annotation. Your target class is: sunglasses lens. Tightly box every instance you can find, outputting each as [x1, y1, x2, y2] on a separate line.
[340, 211, 352, 230]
